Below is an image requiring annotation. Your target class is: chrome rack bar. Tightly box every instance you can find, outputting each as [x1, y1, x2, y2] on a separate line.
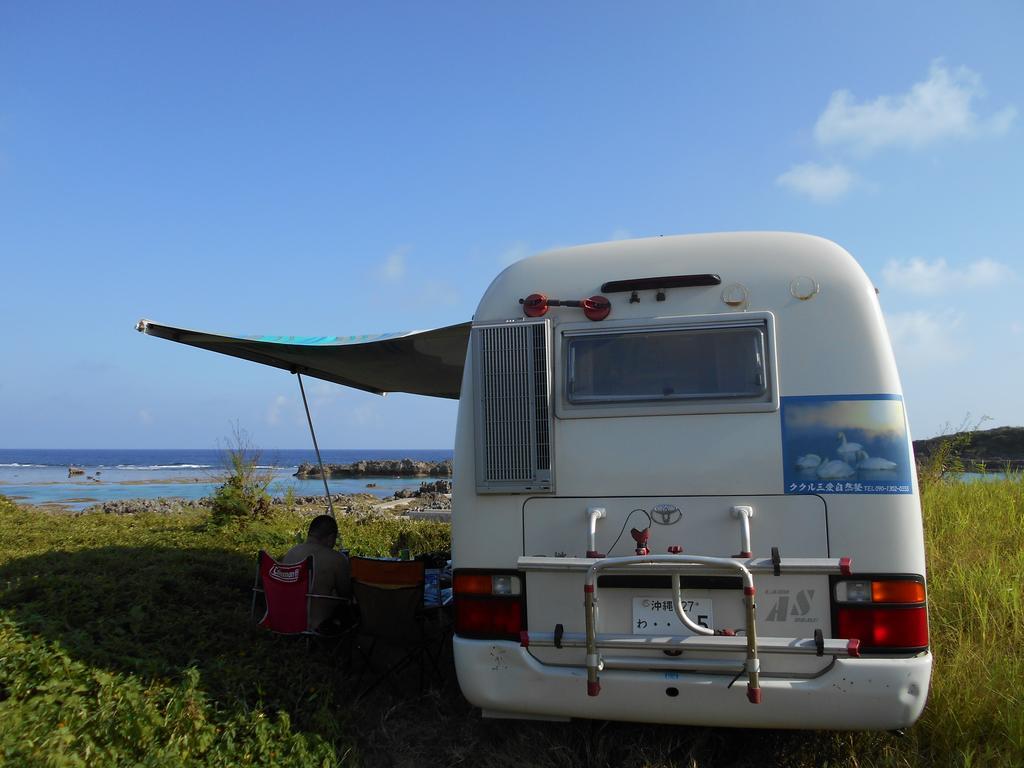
[732, 505, 754, 558]
[602, 656, 744, 673]
[522, 630, 860, 658]
[518, 555, 852, 577]
[583, 555, 764, 703]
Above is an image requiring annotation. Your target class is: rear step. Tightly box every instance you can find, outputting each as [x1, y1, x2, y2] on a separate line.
[518, 552, 854, 704]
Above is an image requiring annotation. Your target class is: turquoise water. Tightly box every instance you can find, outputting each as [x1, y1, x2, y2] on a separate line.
[956, 471, 1018, 482]
[0, 449, 452, 510]
[1, 473, 431, 510]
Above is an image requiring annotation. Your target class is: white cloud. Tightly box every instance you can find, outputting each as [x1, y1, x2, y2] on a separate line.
[266, 394, 289, 426]
[776, 162, 853, 202]
[310, 381, 336, 398]
[885, 310, 965, 367]
[377, 245, 410, 281]
[410, 280, 460, 308]
[499, 242, 531, 266]
[881, 257, 1013, 295]
[310, 382, 343, 410]
[138, 409, 154, 425]
[609, 228, 632, 241]
[349, 403, 378, 426]
[815, 61, 1016, 154]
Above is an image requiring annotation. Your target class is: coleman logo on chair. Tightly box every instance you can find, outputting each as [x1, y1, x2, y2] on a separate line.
[269, 565, 302, 583]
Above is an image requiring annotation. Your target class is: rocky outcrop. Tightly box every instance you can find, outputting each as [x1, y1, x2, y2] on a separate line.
[914, 426, 1024, 471]
[418, 479, 452, 494]
[80, 492, 382, 516]
[83, 498, 211, 515]
[416, 492, 452, 510]
[392, 479, 453, 500]
[393, 479, 453, 499]
[293, 459, 453, 478]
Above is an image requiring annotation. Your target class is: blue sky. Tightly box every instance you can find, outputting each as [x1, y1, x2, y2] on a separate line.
[1, 2, 1021, 448]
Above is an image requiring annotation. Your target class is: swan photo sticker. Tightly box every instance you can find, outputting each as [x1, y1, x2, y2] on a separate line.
[781, 395, 912, 495]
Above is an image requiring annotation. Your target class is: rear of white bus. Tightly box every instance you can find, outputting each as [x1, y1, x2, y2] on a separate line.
[450, 233, 931, 729]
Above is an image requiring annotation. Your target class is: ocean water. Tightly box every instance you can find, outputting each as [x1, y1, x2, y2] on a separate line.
[0, 448, 453, 511]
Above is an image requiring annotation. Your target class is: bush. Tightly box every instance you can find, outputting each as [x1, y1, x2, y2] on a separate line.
[917, 415, 991, 488]
[209, 427, 273, 522]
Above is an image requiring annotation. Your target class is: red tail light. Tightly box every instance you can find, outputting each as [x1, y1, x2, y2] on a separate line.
[455, 597, 523, 639]
[836, 606, 929, 650]
[833, 575, 929, 652]
[454, 571, 525, 640]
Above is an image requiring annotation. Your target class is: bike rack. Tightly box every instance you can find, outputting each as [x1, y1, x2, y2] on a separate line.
[518, 551, 855, 704]
[519, 503, 857, 703]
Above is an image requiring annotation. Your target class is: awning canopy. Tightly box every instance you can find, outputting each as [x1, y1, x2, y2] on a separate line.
[136, 318, 471, 399]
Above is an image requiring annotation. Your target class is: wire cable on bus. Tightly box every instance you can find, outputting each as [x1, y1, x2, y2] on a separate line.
[606, 508, 652, 555]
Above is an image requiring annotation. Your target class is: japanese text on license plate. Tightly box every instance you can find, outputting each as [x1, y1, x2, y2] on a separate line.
[632, 596, 714, 635]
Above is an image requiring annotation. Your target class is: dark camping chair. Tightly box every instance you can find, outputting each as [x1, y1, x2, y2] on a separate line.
[251, 551, 354, 648]
[350, 557, 449, 698]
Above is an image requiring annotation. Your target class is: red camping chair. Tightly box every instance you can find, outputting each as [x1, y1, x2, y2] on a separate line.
[253, 551, 314, 634]
[251, 550, 352, 637]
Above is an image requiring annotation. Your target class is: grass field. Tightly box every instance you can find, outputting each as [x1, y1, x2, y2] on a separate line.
[0, 477, 1021, 767]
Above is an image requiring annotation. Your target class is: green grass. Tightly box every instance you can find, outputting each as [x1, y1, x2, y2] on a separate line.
[1, 479, 1022, 767]
[911, 476, 1024, 764]
[0, 503, 449, 766]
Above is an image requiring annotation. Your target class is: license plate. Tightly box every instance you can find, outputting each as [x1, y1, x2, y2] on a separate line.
[632, 596, 714, 635]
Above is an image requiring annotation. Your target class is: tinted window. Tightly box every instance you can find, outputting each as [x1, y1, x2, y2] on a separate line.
[567, 325, 767, 404]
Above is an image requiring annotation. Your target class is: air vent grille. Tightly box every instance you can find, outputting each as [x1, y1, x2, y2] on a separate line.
[474, 321, 553, 492]
[532, 323, 551, 471]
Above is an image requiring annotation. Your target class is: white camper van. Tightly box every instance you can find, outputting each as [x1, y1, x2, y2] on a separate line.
[139, 232, 931, 730]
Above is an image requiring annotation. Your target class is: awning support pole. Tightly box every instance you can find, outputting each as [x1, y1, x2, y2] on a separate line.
[296, 372, 335, 518]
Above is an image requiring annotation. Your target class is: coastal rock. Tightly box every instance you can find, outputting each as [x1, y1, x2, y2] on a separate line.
[83, 497, 211, 515]
[389, 479, 453, 501]
[418, 479, 452, 494]
[293, 459, 453, 478]
[416, 492, 452, 510]
[914, 426, 1024, 471]
[80, 492, 387, 516]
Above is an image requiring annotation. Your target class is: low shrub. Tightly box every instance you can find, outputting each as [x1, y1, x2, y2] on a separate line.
[208, 428, 274, 522]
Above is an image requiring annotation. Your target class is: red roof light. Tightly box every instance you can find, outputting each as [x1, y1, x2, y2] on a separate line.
[582, 295, 611, 321]
[522, 293, 549, 317]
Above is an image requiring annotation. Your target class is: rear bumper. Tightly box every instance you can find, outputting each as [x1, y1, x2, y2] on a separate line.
[454, 637, 931, 730]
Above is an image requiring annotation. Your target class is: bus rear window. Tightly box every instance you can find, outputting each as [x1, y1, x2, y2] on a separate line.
[567, 325, 767, 404]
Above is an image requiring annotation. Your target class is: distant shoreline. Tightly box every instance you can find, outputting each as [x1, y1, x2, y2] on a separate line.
[0, 471, 448, 488]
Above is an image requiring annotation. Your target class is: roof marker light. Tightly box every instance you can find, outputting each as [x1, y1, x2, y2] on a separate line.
[519, 294, 611, 320]
[522, 293, 549, 317]
[721, 283, 749, 309]
[582, 295, 611, 321]
[790, 276, 819, 301]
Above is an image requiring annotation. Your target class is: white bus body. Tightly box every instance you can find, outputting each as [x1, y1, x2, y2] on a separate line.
[450, 232, 930, 730]
[137, 230, 931, 730]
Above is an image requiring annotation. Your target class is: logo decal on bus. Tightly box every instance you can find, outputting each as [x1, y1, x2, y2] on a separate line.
[650, 504, 682, 525]
[781, 394, 913, 495]
[765, 589, 818, 622]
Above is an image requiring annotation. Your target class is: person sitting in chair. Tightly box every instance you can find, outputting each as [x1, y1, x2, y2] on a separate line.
[282, 514, 352, 633]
